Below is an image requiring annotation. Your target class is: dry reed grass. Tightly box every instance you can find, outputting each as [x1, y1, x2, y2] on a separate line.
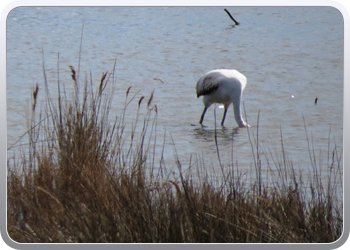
[7, 62, 343, 243]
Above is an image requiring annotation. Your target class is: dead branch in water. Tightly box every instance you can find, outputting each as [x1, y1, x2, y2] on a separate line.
[224, 8, 240, 25]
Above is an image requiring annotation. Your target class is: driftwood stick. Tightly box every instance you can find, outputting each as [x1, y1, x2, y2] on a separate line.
[224, 8, 240, 25]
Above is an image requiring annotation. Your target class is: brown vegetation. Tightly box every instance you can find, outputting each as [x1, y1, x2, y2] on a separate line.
[7, 65, 343, 243]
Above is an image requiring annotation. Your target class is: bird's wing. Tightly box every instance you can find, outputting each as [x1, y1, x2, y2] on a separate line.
[197, 76, 220, 97]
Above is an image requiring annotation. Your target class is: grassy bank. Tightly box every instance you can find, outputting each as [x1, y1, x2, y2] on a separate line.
[7, 65, 343, 243]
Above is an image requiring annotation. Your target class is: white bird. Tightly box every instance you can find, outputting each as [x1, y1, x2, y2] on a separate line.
[196, 69, 249, 127]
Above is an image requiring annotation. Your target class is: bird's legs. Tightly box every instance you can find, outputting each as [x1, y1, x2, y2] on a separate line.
[200, 106, 229, 126]
[199, 107, 207, 125]
[221, 107, 228, 126]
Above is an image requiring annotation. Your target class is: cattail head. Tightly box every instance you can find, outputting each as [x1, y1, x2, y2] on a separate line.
[32, 83, 39, 111]
[138, 96, 145, 107]
[69, 65, 77, 84]
[126, 86, 131, 97]
[99, 71, 108, 96]
[147, 90, 154, 108]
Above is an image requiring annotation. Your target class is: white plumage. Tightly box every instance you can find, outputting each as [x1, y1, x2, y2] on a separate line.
[196, 69, 249, 127]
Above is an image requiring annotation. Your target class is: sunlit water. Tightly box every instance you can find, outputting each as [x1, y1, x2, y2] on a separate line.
[7, 7, 343, 192]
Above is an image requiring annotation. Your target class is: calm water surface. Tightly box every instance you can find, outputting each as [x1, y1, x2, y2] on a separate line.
[7, 7, 343, 183]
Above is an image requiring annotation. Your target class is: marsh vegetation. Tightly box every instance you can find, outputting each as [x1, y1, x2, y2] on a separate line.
[7, 63, 343, 243]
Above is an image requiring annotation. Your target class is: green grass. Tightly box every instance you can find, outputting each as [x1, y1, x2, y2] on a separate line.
[7, 64, 343, 243]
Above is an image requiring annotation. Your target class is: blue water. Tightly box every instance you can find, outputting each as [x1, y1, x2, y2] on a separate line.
[7, 7, 343, 191]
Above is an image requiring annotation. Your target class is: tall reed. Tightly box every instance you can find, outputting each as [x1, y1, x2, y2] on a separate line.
[7, 62, 343, 243]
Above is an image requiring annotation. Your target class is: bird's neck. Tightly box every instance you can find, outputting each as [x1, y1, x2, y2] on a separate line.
[233, 103, 247, 127]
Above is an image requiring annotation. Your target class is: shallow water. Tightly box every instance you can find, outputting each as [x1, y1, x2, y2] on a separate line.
[7, 7, 343, 185]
